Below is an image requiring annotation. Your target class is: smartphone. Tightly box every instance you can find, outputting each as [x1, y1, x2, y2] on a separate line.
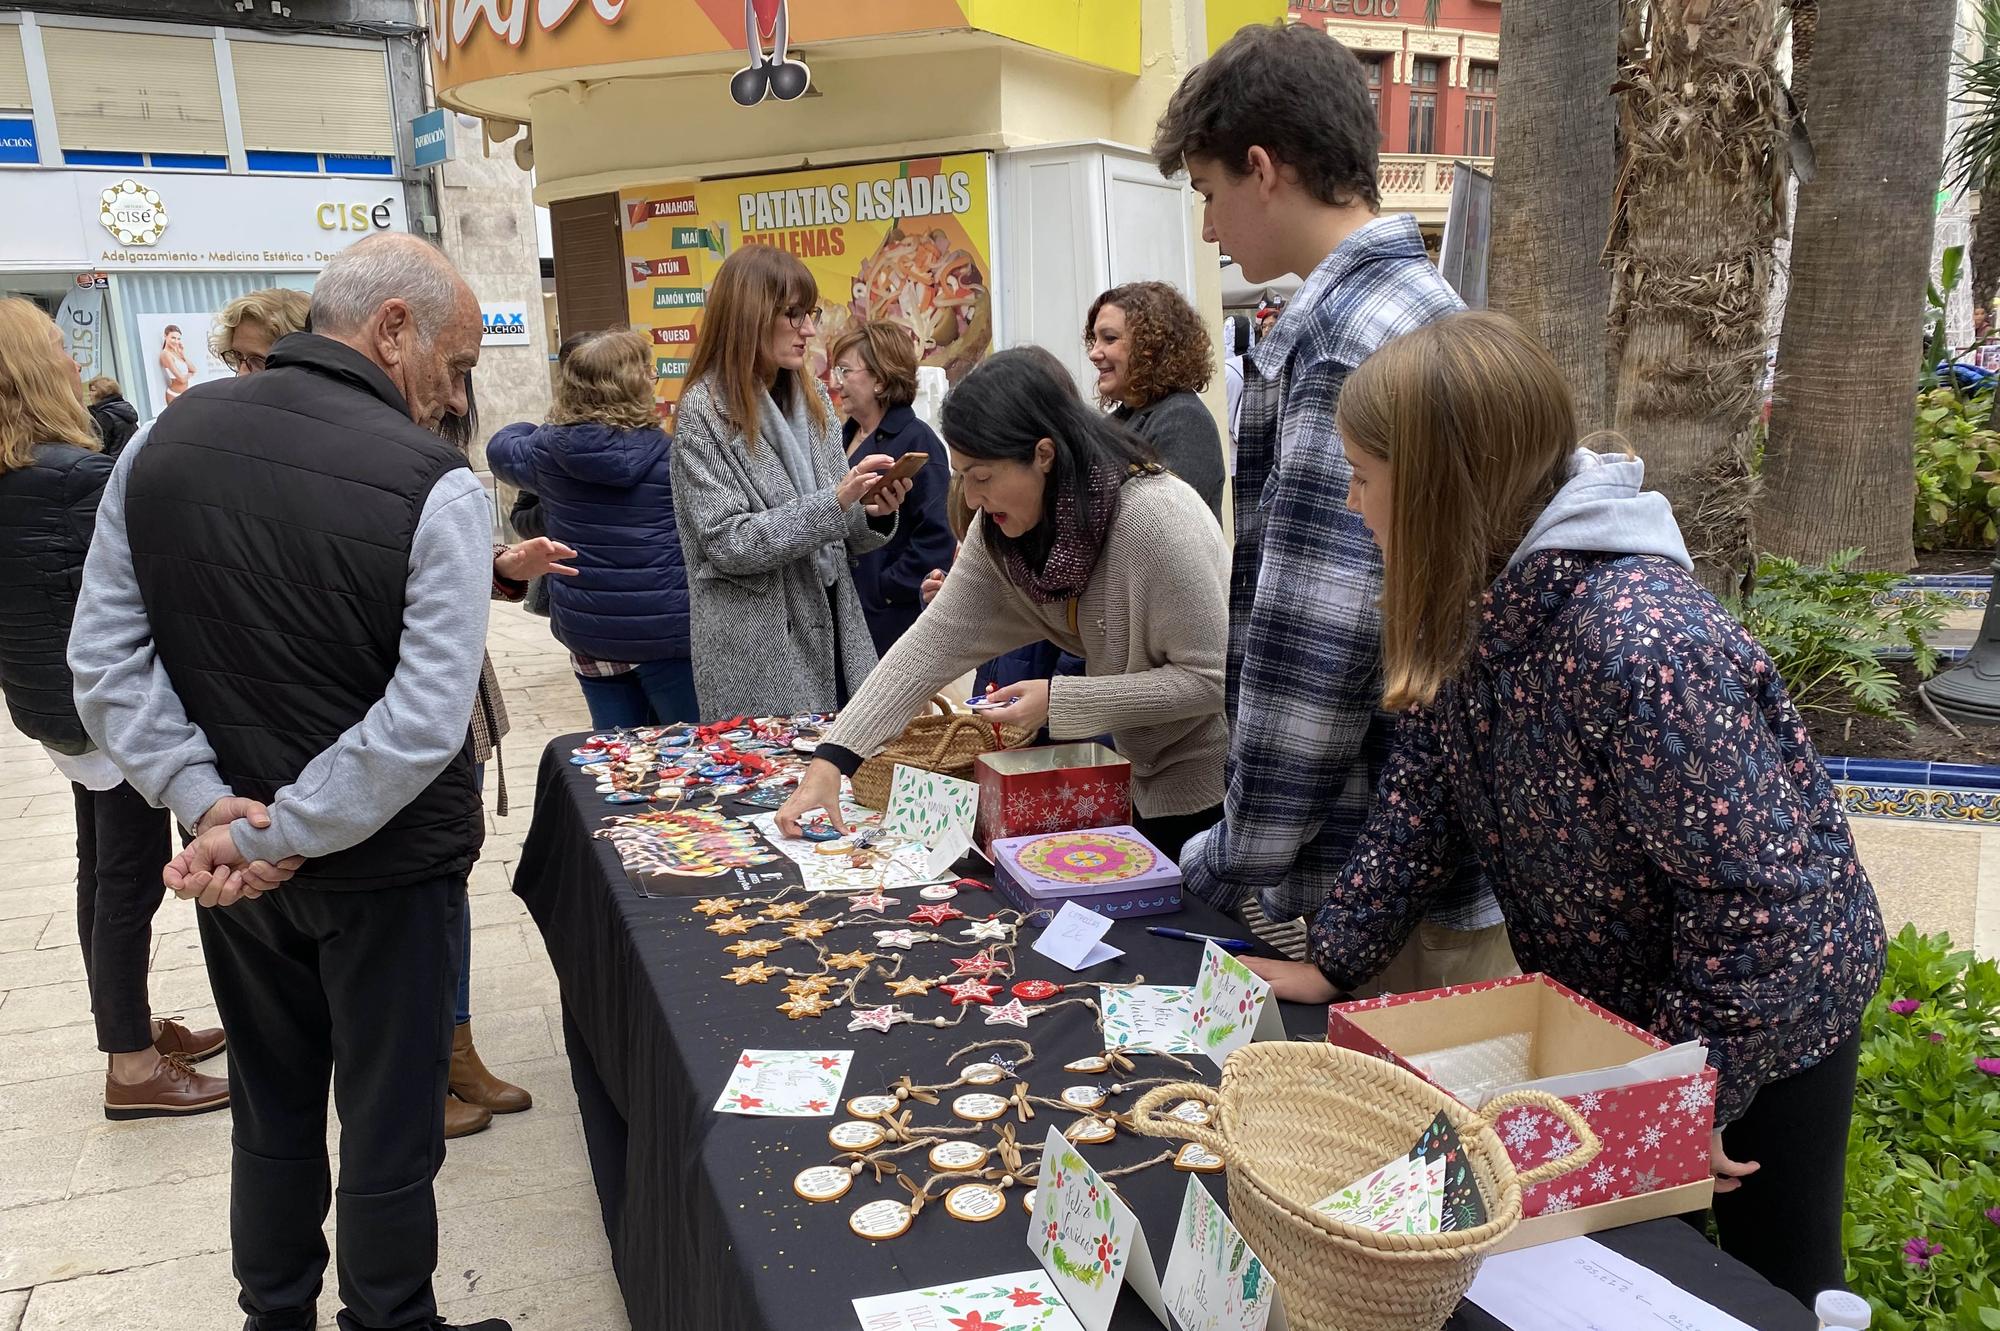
[877, 451, 929, 485]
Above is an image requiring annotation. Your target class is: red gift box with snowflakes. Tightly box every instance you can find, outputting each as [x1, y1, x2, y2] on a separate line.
[1326, 973, 1716, 1236]
[974, 743, 1132, 857]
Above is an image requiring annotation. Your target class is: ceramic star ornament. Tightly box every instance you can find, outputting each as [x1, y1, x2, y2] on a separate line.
[827, 949, 877, 972]
[779, 993, 830, 1019]
[706, 915, 754, 936]
[847, 1004, 908, 1034]
[724, 962, 777, 985]
[910, 903, 964, 926]
[847, 891, 899, 913]
[942, 976, 999, 1006]
[887, 976, 935, 997]
[693, 897, 737, 916]
[950, 952, 1002, 975]
[873, 928, 923, 951]
[983, 998, 1033, 1028]
[784, 919, 835, 941]
[725, 938, 784, 958]
[759, 901, 808, 920]
[960, 918, 1010, 942]
[784, 975, 834, 997]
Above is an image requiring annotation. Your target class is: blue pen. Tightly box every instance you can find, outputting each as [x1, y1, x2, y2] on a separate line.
[1147, 926, 1254, 952]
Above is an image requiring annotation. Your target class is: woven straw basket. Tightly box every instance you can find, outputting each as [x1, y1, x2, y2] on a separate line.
[1130, 1041, 1600, 1331]
[850, 694, 1035, 810]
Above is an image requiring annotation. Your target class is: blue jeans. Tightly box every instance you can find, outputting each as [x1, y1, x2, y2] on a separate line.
[575, 657, 701, 729]
[458, 763, 482, 1026]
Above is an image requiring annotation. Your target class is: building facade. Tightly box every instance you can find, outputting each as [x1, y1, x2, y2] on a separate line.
[1287, 0, 1501, 227]
[0, 2, 435, 420]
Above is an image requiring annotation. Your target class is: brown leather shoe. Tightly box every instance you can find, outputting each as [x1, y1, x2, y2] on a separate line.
[449, 1022, 531, 1114]
[445, 1092, 492, 1139]
[105, 1052, 229, 1121]
[153, 1016, 226, 1064]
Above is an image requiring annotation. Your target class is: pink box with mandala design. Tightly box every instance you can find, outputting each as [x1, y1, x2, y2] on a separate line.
[991, 825, 1181, 924]
[974, 744, 1132, 857]
[1326, 973, 1715, 1250]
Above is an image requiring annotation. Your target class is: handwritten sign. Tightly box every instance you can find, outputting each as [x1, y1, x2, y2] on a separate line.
[1033, 900, 1124, 971]
[1028, 1126, 1167, 1331]
[712, 1049, 852, 1116]
[1162, 1176, 1288, 1331]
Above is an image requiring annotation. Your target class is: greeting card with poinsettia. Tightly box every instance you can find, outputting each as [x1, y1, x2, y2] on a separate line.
[849, 1269, 1085, 1331]
[1029, 1126, 1169, 1331]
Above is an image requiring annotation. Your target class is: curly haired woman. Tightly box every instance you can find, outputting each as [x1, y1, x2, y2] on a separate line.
[1085, 281, 1225, 517]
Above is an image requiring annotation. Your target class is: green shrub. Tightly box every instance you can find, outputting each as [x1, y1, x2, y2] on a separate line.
[1842, 925, 2000, 1330]
[1734, 550, 1945, 727]
[1914, 386, 2000, 551]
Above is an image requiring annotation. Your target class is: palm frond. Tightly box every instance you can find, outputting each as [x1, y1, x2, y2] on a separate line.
[1948, 0, 2000, 189]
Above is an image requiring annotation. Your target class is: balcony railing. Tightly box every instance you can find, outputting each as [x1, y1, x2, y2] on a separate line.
[1379, 153, 1492, 222]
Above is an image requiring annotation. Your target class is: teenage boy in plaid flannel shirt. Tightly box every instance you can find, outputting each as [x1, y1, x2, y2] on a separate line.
[1153, 22, 1513, 992]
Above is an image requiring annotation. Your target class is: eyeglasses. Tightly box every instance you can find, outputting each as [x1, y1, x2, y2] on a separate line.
[830, 363, 866, 381]
[782, 305, 823, 329]
[221, 350, 267, 374]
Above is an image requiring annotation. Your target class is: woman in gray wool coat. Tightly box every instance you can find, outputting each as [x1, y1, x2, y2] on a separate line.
[670, 245, 914, 720]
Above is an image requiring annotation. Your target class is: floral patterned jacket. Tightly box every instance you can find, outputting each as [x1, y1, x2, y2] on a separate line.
[1310, 550, 1886, 1124]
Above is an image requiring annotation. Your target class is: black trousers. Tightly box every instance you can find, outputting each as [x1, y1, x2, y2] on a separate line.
[1133, 803, 1225, 864]
[197, 876, 464, 1331]
[72, 781, 172, 1054]
[1706, 1030, 1863, 1304]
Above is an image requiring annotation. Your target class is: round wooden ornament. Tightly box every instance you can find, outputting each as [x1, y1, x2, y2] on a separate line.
[1066, 1116, 1116, 1144]
[958, 1062, 1005, 1085]
[845, 1094, 900, 1119]
[952, 1092, 1009, 1122]
[944, 1183, 1007, 1223]
[827, 1120, 888, 1151]
[1060, 1085, 1106, 1110]
[927, 1140, 990, 1171]
[848, 1198, 913, 1241]
[792, 1165, 853, 1202]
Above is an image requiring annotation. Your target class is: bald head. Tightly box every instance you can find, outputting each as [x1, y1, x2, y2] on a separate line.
[309, 234, 481, 430]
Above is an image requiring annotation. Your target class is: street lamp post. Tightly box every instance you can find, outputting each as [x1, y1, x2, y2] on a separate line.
[1920, 543, 2000, 725]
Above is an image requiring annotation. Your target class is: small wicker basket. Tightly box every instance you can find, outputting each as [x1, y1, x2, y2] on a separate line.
[1130, 1042, 1600, 1331]
[849, 694, 1035, 810]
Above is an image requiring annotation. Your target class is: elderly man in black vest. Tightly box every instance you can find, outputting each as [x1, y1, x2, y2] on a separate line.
[71, 233, 510, 1331]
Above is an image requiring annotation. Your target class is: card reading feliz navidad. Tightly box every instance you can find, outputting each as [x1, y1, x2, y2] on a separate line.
[851, 1269, 1086, 1331]
[882, 764, 979, 878]
[1161, 1176, 1289, 1331]
[712, 1049, 853, 1116]
[1190, 941, 1286, 1069]
[1028, 1126, 1167, 1331]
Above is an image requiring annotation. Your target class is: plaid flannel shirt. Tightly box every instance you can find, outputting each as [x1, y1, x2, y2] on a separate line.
[1181, 215, 1501, 933]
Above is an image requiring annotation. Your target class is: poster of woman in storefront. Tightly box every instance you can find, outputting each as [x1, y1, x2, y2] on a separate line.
[157, 324, 197, 403]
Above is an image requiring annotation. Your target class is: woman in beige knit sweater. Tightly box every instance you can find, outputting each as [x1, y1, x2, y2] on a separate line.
[776, 348, 1229, 859]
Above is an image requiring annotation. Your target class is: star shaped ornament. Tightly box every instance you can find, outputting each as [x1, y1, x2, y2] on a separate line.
[848, 891, 899, 913]
[873, 928, 923, 950]
[950, 951, 1003, 975]
[942, 976, 1000, 1006]
[910, 903, 965, 926]
[693, 897, 737, 916]
[784, 975, 835, 997]
[724, 962, 777, 985]
[848, 1004, 909, 1033]
[778, 993, 830, 1019]
[725, 938, 784, 958]
[827, 949, 877, 971]
[784, 919, 835, 941]
[887, 976, 935, 997]
[759, 901, 808, 920]
[984, 998, 1033, 1027]
[706, 915, 754, 936]
[960, 918, 1010, 942]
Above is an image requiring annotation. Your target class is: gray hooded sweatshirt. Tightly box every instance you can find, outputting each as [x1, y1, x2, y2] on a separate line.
[1507, 448, 1694, 573]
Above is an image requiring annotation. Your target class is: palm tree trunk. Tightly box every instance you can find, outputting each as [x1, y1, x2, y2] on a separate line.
[1758, 0, 1955, 569]
[1488, 0, 1621, 431]
[1976, 177, 2000, 314]
[1606, 0, 1789, 591]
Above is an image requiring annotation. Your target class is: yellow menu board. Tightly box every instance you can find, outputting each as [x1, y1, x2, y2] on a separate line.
[621, 153, 995, 420]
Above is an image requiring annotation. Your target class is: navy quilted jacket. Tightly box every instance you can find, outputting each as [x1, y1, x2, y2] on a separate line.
[487, 420, 691, 662]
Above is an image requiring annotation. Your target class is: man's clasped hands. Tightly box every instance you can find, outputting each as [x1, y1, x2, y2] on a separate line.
[164, 797, 303, 908]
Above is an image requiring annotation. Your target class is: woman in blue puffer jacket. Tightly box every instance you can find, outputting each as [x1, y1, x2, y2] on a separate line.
[488, 327, 696, 726]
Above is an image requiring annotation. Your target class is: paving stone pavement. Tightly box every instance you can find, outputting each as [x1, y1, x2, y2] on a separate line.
[0, 603, 625, 1331]
[0, 603, 1993, 1331]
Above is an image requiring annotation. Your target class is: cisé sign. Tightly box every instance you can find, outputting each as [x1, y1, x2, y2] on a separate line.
[434, 0, 627, 63]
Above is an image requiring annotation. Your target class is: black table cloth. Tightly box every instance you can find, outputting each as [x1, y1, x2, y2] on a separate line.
[511, 736, 1815, 1331]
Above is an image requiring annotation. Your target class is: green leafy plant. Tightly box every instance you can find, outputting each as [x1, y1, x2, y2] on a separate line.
[1923, 245, 1969, 394]
[1734, 551, 1945, 727]
[1915, 385, 2000, 550]
[1842, 925, 2000, 1330]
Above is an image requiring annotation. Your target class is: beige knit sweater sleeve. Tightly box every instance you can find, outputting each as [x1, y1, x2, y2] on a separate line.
[822, 523, 1045, 758]
[1045, 478, 1228, 742]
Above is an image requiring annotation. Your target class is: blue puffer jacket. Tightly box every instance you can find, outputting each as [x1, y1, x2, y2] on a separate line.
[487, 420, 690, 662]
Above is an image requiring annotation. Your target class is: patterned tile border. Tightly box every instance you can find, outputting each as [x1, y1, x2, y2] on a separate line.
[1826, 756, 2000, 823]
[1875, 572, 1990, 612]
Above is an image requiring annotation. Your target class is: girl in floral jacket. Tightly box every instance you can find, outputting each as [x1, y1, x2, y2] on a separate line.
[1248, 311, 1885, 1303]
